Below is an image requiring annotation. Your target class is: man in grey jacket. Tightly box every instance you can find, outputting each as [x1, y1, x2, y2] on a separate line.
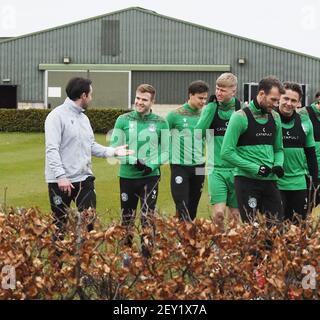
[45, 77, 132, 239]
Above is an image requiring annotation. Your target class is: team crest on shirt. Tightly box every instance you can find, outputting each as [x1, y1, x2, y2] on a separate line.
[121, 193, 129, 202]
[53, 195, 63, 206]
[175, 176, 183, 184]
[148, 123, 156, 132]
[248, 197, 257, 209]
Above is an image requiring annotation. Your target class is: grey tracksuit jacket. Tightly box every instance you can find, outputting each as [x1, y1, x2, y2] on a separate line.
[45, 98, 115, 183]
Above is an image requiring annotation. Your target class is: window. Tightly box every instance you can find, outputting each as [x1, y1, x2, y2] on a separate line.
[101, 20, 120, 56]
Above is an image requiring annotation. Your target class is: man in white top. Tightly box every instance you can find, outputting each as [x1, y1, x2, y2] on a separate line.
[45, 77, 132, 239]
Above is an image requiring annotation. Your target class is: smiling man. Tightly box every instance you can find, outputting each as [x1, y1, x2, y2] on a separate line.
[166, 80, 209, 221]
[111, 84, 169, 258]
[275, 82, 318, 222]
[221, 76, 285, 224]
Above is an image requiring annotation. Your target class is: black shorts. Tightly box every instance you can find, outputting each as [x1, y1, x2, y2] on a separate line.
[48, 176, 96, 236]
[280, 189, 308, 222]
[119, 176, 160, 226]
[170, 164, 205, 220]
[234, 176, 283, 224]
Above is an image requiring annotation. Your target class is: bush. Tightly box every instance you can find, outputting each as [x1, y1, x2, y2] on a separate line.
[0, 207, 319, 300]
[0, 108, 128, 133]
[86, 109, 127, 134]
[0, 109, 50, 132]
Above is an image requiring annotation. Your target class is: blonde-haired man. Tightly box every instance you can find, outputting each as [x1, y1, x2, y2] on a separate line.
[196, 73, 241, 229]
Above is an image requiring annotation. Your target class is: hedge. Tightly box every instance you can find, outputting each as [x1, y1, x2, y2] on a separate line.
[0, 108, 128, 133]
[1, 207, 320, 300]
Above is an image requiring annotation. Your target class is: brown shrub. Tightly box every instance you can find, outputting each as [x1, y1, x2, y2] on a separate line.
[0, 208, 319, 300]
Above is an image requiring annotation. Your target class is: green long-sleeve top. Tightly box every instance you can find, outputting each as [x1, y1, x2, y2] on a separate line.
[221, 100, 284, 180]
[299, 103, 320, 178]
[278, 113, 315, 190]
[166, 103, 205, 166]
[111, 111, 169, 179]
[195, 97, 239, 170]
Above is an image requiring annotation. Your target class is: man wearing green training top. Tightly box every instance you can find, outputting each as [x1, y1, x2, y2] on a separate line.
[166, 80, 208, 221]
[276, 82, 318, 221]
[195, 73, 241, 229]
[111, 84, 169, 257]
[299, 94, 320, 206]
[221, 76, 285, 223]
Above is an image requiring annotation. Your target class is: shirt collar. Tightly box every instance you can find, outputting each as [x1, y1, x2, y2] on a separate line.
[65, 97, 84, 114]
[183, 103, 199, 113]
[133, 110, 153, 119]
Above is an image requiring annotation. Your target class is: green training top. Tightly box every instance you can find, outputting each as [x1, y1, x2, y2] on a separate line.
[299, 103, 320, 178]
[166, 103, 205, 166]
[221, 100, 284, 180]
[195, 97, 239, 171]
[277, 113, 315, 191]
[111, 110, 169, 179]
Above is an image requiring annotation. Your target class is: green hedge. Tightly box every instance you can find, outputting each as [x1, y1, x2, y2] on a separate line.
[0, 108, 128, 133]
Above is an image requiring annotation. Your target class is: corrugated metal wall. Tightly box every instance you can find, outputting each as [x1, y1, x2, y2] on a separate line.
[132, 72, 221, 103]
[0, 7, 319, 103]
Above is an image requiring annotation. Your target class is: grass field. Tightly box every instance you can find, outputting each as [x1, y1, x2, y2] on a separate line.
[0, 133, 211, 224]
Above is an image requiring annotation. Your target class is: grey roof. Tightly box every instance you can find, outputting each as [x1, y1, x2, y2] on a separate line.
[0, 6, 319, 61]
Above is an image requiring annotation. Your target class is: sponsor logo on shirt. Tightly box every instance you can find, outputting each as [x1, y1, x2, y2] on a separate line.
[256, 127, 272, 137]
[183, 118, 189, 128]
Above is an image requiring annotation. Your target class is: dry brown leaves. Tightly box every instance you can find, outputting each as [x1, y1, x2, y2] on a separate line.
[0, 208, 319, 300]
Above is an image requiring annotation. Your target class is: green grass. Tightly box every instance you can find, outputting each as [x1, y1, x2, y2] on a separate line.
[0, 133, 211, 224]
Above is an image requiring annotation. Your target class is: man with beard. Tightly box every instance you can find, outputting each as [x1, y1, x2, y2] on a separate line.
[221, 76, 285, 224]
[45, 77, 132, 241]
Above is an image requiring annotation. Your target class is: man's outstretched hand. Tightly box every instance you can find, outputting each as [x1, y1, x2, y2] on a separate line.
[114, 145, 135, 157]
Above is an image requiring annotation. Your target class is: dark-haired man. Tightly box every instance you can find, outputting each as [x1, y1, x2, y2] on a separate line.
[276, 82, 318, 221]
[221, 76, 285, 224]
[45, 77, 132, 240]
[166, 80, 208, 221]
